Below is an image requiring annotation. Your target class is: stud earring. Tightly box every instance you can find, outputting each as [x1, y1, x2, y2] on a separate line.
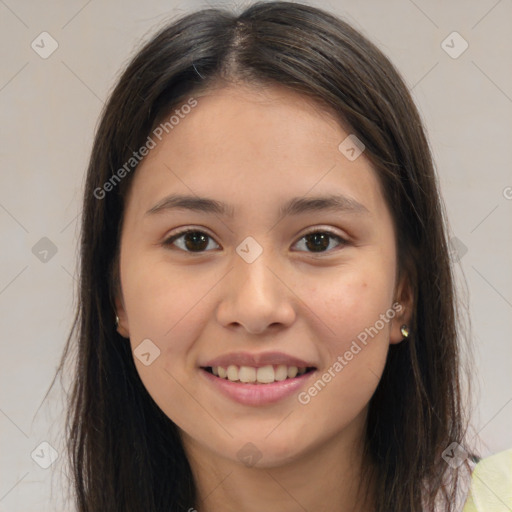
[115, 315, 120, 328]
[400, 324, 410, 339]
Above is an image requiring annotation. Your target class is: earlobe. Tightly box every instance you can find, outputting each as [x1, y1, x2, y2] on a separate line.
[114, 295, 130, 338]
[390, 274, 414, 344]
[390, 303, 412, 345]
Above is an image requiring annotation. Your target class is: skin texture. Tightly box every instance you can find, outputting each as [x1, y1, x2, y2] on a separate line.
[115, 83, 413, 512]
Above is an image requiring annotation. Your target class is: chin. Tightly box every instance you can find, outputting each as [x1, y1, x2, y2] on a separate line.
[219, 429, 314, 469]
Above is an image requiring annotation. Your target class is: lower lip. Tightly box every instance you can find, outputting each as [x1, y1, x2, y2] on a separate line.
[200, 368, 317, 406]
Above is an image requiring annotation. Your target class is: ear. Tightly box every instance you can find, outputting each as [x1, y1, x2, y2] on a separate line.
[389, 271, 414, 345]
[114, 291, 130, 339]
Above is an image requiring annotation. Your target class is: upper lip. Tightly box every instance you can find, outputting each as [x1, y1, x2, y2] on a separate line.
[202, 351, 316, 369]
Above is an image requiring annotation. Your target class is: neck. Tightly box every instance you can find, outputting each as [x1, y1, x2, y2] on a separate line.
[181, 410, 377, 512]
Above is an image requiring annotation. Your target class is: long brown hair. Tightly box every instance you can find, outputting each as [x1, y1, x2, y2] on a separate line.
[50, 2, 478, 510]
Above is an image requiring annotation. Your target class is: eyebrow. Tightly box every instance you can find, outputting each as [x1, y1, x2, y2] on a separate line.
[145, 193, 370, 219]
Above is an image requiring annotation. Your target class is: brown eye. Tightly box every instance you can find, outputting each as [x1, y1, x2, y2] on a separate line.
[163, 230, 219, 253]
[294, 230, 347, 253]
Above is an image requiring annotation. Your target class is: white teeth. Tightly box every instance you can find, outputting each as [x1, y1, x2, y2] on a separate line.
[209, 364, 309, 383]
[239, 366, 256, 383]
[256, 365, 275, 383]
[227, 365, 238, 382]
[287, 366, 298, 378]
[275, 364, 288, 381]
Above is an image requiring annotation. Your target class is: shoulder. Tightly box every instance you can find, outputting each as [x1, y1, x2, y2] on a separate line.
[462, 449, 512, 512]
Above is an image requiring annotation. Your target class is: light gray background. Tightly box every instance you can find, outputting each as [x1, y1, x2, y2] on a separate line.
[1, 0, 511, 510]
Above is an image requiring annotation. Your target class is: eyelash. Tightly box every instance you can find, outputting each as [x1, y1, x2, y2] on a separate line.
[162, 227, 348, 255]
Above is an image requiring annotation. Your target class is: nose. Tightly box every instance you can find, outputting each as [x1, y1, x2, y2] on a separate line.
[215, 248, 296, 335]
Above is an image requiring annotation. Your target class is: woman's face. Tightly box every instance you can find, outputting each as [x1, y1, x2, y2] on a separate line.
[115, 83, 411, 468]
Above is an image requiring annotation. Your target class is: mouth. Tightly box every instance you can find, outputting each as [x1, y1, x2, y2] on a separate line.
[201, 364, 317, 384]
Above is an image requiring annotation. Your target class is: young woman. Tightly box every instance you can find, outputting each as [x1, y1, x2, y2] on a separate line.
[54, 2, 486, 510]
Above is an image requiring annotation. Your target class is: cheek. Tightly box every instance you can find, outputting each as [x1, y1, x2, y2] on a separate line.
[122, 254, 206, 343]
[121, 256, 208, 425]
[294, 277, 393, 439]
[308, 264, 395, 355]
[120, 255, 222, 416]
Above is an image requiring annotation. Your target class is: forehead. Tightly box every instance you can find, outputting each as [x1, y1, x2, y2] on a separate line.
[125, 83, 389, 223]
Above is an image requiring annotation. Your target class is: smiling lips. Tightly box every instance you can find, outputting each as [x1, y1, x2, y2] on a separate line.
[200, 351, 317, 400]
[208, 364, 310, 384]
